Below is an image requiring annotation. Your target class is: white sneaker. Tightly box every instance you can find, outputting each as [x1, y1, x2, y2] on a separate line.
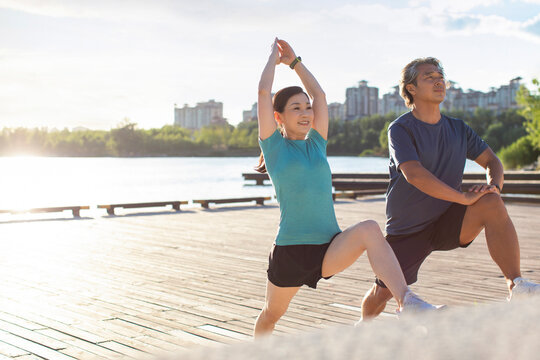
[397, 291, 439, 317]
[510, 277, 540, 301]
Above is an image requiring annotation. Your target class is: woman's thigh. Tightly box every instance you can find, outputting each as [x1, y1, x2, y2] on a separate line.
[321, 220, 380, 277]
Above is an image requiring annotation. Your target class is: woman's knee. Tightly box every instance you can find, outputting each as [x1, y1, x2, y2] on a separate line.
[353, 220, 384, 248]
[352, 219, 382, 238]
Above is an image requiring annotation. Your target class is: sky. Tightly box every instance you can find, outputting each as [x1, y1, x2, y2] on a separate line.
[0, 0, 539, 130]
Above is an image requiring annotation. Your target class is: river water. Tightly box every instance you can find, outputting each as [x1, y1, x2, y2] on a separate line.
[0, 156, 483, 209]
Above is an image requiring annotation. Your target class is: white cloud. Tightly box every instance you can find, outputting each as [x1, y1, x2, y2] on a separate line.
[0, 0, 164, 20]
[328, 2, 540, 44]
[408, 0, 501, 12]
[0, 1, 538, 129]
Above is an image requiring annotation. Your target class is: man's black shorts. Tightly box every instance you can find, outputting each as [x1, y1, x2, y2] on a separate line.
[376, 203, 469, 288]
[267, 232, 341, 289]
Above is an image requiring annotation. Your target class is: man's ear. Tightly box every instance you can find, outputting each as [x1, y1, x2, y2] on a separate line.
[406, 84, 416, 96]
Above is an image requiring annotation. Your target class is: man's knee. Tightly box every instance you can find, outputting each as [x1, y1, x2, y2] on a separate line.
[477, 193, 504, 208]
[471, 193, 506, 219]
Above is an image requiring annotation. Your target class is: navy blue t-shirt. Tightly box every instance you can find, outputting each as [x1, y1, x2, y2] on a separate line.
[385, 112, 488, 235]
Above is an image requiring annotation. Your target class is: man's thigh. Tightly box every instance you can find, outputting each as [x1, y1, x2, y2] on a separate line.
[432, 202, 469, 250]
[459, 193, 504, 246]
[377, 203, 468, 287]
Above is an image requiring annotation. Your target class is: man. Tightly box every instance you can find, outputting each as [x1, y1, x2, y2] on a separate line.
[360, 57, 540, 319]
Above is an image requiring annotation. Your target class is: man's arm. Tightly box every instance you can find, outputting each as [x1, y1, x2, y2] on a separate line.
[472, 147, 504, 193]
[400, 160, 497, 205]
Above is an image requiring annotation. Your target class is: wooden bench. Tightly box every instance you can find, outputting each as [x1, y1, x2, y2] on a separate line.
[193, 196, 271, 209]
[500, 195, 540, 204]
[97, 201, 188, 215]
[242, 173, 269, 185]
[0, 206, 89, 218]
[332, 180, 389, 191]
[332, 190, 386, 200]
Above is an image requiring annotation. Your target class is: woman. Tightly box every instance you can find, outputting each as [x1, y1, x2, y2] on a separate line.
[254, 39, 435, 337]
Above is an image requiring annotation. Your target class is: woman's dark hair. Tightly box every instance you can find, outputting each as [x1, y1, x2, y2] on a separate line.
[255, 86, 309, 173]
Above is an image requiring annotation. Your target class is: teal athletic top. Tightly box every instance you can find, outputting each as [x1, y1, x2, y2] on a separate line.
[259, 128, 341, 246]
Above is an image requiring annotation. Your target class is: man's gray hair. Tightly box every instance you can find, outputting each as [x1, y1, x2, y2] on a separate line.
[399, 57, 445, 108]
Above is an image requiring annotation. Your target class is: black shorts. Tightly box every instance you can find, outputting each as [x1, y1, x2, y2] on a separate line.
[267, 233, 341, 289]
[376, 203, 468, 288]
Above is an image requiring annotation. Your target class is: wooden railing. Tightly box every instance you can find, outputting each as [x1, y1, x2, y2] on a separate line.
[244, 172, 540, 203]
[332, 180, 540, 195]
[243, 171, 540, 185]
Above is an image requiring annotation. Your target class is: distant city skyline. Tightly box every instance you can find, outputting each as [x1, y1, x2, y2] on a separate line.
[0, 0, 538, 130]
[242, 76, 524, 124]
[174, 100, 227, 130]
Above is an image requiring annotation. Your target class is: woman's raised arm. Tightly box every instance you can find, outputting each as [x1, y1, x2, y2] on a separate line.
[257, 39, 280, 140]
[277, 40, 329, 140]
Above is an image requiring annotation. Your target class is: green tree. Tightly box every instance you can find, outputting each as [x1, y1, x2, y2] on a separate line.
[499, 136, 539, 169]
[111, 121, 144, 156]
[519, 79, 540, 148]
[495, 79, 540, 169]
[196, 124, 233, 151]
[228, 120, 259, 149]
[379, 121, 391, 155]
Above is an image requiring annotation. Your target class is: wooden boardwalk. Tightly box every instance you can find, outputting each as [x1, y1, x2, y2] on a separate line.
[0, 198, 539, 359]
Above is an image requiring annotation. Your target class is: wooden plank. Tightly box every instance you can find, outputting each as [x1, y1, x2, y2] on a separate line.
[35, 329, 124, 360]
[0, 200, 538, 359]
[0, 332, 74, 360]
[0, 337, 30, 358]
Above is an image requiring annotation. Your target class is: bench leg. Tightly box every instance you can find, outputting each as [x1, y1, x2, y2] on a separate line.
[72, 209, 81, 217]
[256, 199, 264, 206]
[172, 203, 181, 211]
[201, 202, 209, 209]
[107, 208, 115, 216]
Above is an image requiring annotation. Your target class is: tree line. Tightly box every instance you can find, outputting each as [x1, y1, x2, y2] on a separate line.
[1, 80, 538, 169]
[0, 121, 260, 157]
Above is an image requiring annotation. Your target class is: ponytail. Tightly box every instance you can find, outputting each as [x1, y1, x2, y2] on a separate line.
[254, 152, 266, 173]
[254, 127, 284, 174]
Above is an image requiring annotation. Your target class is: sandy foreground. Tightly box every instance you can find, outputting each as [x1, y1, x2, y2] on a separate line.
[178, 298, 540, 360]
